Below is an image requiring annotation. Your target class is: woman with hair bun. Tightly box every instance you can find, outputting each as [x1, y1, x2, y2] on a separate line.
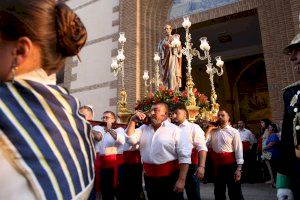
[0, 0, 95, 199]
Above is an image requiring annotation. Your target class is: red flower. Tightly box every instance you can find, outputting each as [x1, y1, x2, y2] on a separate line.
[192, 88, 198, 93]
[147, 92, 154, 98]
[158, 85, 166, 91]
[172, 96, 179, 103]
[182, 91, 188, 98]
[145, 99, 151, 106]
[168, 89, 174, 96]
[199, 94, 208, 103]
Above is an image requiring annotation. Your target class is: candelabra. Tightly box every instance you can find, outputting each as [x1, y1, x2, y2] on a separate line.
[153, 52, 161, 92]
[182, 16, 224, 119]
[142, 52, 162, 96]
[111, 32, 132, 123]
[142, 70, 150, 96]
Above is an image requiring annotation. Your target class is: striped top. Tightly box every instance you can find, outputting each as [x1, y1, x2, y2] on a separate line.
[0, 79, 95, 200]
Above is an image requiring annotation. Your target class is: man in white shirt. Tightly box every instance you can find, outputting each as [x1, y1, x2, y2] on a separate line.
[206, 110, 244, 200]
[126, 102, 192, 200]
[93, 111, 125, 200]
[237, 120, 255, 151]
[237, 120, 256, 183]
[172, 104, 207, 200]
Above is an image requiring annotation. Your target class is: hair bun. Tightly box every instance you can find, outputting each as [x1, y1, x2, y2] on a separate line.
[55, 3, 87, 57]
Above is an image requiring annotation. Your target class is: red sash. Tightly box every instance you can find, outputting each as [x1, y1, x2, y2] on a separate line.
[211, 151, 236, 176]
[123, 150, 141, 165]
[94, 153, 101, 192]
[143, 160, 179, 177]
[117, 154, 124, 165]
[99, 154, 123, 188]
[242, 141, 250, 151]
[191, 148, 199, 165]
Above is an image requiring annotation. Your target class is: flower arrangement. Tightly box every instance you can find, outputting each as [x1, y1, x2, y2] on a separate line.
[135, 85, 210, 113]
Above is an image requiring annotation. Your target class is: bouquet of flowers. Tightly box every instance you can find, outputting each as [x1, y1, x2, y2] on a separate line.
[135, 86, 210, 113]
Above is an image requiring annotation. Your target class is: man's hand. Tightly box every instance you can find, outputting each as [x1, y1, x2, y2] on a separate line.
[131, 112, 146, 122]
[277, 188, 293, 200]
[234, 170, 241, 182]
[92, 130, 102, 141]
[104, 121, 112, 132]
[194, 166, 205, 180]
[174, 178, 185, 193]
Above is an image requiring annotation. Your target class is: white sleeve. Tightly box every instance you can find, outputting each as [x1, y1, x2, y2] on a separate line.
[115, 128, 125, 145]
[232, 129, 244, 165]
[193, 124, 208, 152]
[176, 128, 192, 164]
[125, 126, 143, 146]
[92, 125, 105, 137]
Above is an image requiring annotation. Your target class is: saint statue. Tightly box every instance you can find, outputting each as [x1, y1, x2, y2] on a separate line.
[158, 24, 182, 91]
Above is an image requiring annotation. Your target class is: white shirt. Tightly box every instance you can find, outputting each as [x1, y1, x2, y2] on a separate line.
[126, 120, 192, 164]
[178, 120, 208, 152]
[238, 128, 254, 144]
[93, 126, 125, 155]
[207, 124, 244, 165]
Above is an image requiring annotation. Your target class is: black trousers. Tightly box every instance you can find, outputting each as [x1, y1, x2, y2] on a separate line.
[144, 170, 184, 200]
[122, 163, 144, 200]
[100, 165, 124, 200]
[214, 164, 244, 200]
[185, 164, 201, 200]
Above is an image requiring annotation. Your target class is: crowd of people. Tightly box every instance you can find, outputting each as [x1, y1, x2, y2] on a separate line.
[82, 106, 291, 200]
[0, 0, 299, 200]
[80, 103, 245, 200]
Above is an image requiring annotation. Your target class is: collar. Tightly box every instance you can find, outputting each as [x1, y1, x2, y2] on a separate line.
[179, 119, 189, 127]
[15, 68, 57, 85]
[220, 124, 231, 130]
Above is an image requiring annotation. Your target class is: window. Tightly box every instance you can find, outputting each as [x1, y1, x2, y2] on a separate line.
[169, 0, 240, 20]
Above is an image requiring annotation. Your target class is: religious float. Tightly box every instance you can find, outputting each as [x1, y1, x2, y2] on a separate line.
[110, 16, 225, 126]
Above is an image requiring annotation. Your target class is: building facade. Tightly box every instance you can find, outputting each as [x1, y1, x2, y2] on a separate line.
[63, 0, 300, 125]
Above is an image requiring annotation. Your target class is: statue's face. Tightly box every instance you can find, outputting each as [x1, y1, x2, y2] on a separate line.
[164, 25, 172, 36]
[290, 48, 300, 74]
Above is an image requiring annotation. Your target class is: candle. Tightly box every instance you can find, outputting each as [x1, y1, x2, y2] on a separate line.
[215, 56, 224, 67]
[200, 37, 210, 51]
[182, 16, 191, 29]
[111, 58, 118, 70]
[206, 67, 213, 74]
[143, 70, 149, 81]
[118, 32, 126, 43]
[154, 52, 160, 62]
[117, 49, 125, 61]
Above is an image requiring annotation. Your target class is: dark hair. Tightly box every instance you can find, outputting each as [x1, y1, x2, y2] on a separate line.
[103, 111, 116, 121]
[173, 103, 189, 117]
[0, 0, 87, 73]
[261, 118, 271, 128]
[153, 101, 169, 114]
[269, 123, 278, 133]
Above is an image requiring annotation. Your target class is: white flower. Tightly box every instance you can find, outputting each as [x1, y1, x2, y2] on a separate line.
[296, 125, 300, 130]
[294, 108, 298, 113]
[297, 91, 300, 95]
